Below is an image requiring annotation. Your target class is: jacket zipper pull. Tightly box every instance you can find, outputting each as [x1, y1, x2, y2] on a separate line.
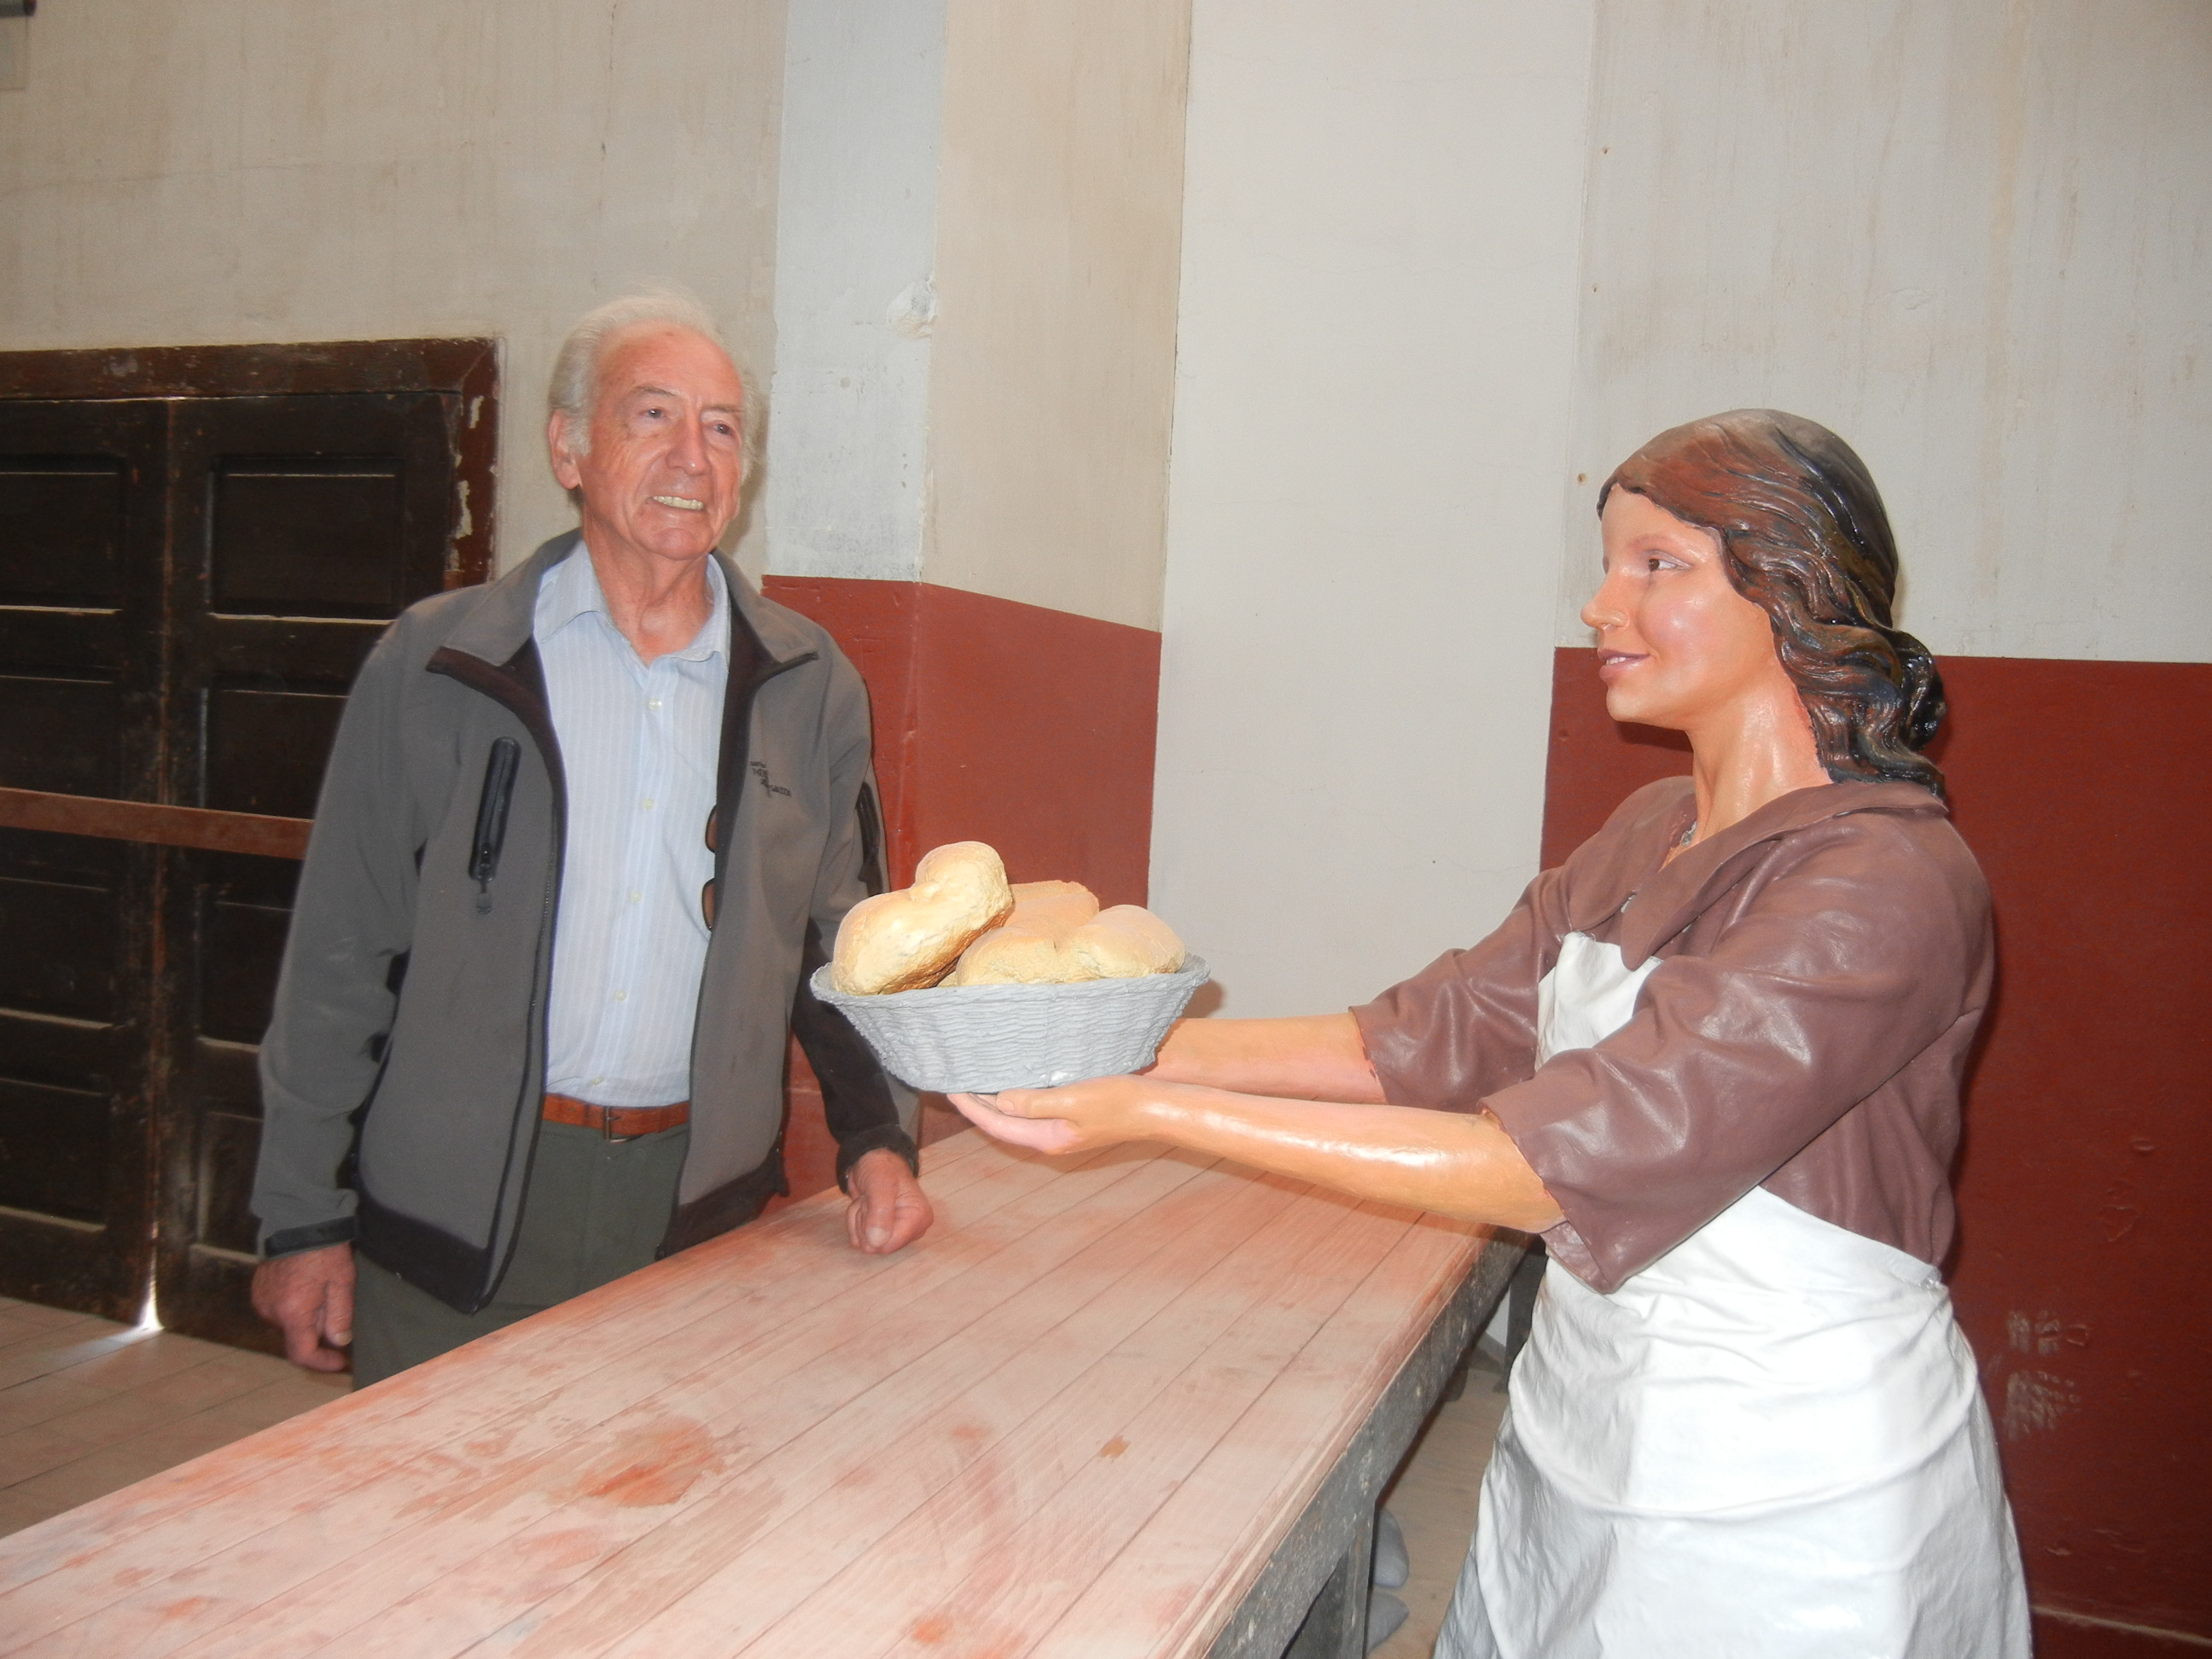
[469, 736, 522, 912]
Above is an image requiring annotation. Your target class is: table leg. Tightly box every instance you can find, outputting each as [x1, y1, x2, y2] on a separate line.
[1206, 1232, 1527, 1659]
[1284, 1509, 1377, 1659]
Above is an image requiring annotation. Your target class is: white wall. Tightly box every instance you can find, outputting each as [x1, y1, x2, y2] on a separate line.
[924, 0, 1190, 632]
[761, 0, 946, 587]
[1558, 2, 2212, 664]
[1150, 1, 1598, 1016]
[762, 0, 1192, 630]
[0, 0, 788, 574]
[1151, 0, 2210, 1017]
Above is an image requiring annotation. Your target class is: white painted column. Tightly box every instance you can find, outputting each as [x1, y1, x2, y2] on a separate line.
[761, 0, 1190, 629]
[760, 0, 949, 585]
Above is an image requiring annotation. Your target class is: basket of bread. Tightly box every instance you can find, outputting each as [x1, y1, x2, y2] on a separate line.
[811, 841, 1208, 1092]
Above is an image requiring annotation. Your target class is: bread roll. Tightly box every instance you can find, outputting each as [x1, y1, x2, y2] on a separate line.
[945, 881, 1100, 986]
[948, 897, 1184, 986]
[1068, 905, 1186, 979]
[830, 841, 1016, 994]
[1004, 880, 1101, 928]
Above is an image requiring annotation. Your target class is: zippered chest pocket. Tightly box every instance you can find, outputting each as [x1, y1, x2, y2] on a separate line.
[468, 736, 522, 911]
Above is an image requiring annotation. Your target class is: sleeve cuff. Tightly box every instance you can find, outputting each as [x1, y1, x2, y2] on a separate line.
[261, 1217, 358, 1260]
[835, 1125, 920, 1192]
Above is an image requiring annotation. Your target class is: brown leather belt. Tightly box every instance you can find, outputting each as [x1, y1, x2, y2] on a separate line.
[542, 1093, 690, 1138]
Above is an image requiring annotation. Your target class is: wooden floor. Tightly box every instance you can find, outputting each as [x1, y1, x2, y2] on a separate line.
[0, 1298, 346, 1538]
[0, 1132, 1498, 1657]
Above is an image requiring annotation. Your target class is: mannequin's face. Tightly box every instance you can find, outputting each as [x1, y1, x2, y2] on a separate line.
[1583, 488, 1796, 733]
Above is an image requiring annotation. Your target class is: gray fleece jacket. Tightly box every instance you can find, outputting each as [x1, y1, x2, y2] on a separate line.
[251, 533, 915, 1313]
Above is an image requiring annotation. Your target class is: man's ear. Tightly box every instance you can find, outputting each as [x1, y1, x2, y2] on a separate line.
[548, 410, 584, 492]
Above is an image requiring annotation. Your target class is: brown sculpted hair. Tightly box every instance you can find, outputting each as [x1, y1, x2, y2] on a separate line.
[1599, 409, 1947, 799]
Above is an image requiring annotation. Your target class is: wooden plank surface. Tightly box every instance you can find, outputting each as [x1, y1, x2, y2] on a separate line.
[0, 788, 311, 860]
[0, 1132, 1497, 1659]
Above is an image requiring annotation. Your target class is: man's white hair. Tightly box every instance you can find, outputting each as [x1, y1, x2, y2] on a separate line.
[547, 287, 755, 459]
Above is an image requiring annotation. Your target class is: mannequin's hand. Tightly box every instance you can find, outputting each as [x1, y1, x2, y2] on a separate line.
[949, 1074, 1158, 1156]
[844, 1148, 934, 1254]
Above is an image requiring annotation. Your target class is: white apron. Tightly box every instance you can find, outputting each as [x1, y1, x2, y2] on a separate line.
[1436, 933, 2028, 1659]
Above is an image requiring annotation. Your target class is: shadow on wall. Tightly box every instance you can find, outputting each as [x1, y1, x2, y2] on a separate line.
[1541, 647, 2212, 1649]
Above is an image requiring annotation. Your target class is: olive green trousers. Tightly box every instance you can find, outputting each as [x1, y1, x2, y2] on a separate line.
[351, 1120, 690, 1388]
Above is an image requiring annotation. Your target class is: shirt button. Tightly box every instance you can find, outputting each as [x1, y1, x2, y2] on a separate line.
[628, 890, 643, 905]
[640, 797, 655, 812]
[613, 990, 628, 1003]
[648, 697, 663, 710]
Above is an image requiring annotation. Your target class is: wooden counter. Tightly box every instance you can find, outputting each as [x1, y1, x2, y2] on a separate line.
[0, 1132, 1518, 1658]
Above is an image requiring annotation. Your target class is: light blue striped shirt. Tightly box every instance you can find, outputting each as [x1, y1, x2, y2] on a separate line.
[534, 544, 729, 1108]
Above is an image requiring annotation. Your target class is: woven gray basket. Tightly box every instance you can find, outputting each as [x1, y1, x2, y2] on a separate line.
[810, 957, 1211, 1093]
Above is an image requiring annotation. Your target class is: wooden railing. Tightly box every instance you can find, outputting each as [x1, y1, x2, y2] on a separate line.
[0, 788, 311, 860]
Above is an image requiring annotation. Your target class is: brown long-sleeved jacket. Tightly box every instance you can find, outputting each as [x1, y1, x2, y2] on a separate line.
[1353, 777, 1993, 1293]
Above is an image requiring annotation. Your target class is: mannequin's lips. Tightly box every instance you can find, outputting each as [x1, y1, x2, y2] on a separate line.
[1596, 650, 1648, 680]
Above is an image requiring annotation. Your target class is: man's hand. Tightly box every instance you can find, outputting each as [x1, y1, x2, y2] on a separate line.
[844, 1148, 934, 1254]
[251, 1243, 356, 1372]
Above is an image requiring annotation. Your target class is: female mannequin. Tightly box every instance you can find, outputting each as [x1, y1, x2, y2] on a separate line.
[953, 410, 2028, 1656]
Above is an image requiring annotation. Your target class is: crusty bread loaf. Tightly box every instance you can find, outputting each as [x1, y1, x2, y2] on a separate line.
[830, 841, 1016, 994]
[944, 881, 1100, 987]
[948, 895, 1184, 987]
[1068, 905, 1186, 979]
[1004, 880, 1100, 928]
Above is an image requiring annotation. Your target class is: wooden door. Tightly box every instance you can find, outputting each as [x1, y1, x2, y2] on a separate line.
[0, 400, 171, 1320]
[0, 348, 491, 1342]
[154, 393, 461, 1346]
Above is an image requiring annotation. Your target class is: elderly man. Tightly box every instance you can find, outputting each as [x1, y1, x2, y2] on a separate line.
[249, 291, 932, 1384]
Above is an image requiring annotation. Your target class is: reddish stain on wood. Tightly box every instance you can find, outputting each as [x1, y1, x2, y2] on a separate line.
[1543, 647, 2212, 1641]
[1098, 1436, 1129, 1460]
[569, 1418, 724, 1509]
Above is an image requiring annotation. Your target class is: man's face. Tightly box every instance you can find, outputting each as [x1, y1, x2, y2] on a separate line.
[549, 324, 747, 570]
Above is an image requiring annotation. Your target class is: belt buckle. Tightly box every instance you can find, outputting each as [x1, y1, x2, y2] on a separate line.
[601, 1103, 631, 1144]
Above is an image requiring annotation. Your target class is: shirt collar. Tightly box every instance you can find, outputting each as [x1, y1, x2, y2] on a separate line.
[534, 544, 730, 662]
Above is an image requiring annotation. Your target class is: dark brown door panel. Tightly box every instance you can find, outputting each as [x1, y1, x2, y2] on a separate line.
[0, 457, 131, 602]
[155, 391, 465, 1346]
[0, 401, 169, 1318]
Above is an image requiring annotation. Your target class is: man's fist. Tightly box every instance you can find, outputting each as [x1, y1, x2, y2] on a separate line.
[251, 1243, 356, 1372]
[845, 1149, 934, 1254]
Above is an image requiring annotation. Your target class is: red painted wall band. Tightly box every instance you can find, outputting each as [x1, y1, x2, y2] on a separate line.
[764, 577, 1161, 905]
[759, 576, 1164, 1191]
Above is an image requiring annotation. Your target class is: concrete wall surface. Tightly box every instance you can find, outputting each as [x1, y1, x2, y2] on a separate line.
[760, 0, 946, 588]
[0, 0, 789, 573]
[1560, 0, 2212, 664]
[1150, 0, 1598, 1016]
[923, 0, 1192, 631]
[764, 0, 1191, 630]
[1154, 0, 2212, 1015]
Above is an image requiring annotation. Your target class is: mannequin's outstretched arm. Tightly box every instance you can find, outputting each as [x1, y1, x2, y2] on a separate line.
[950, 1075, 1560, 1231]
[1144, 1013, 1387, 1103]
